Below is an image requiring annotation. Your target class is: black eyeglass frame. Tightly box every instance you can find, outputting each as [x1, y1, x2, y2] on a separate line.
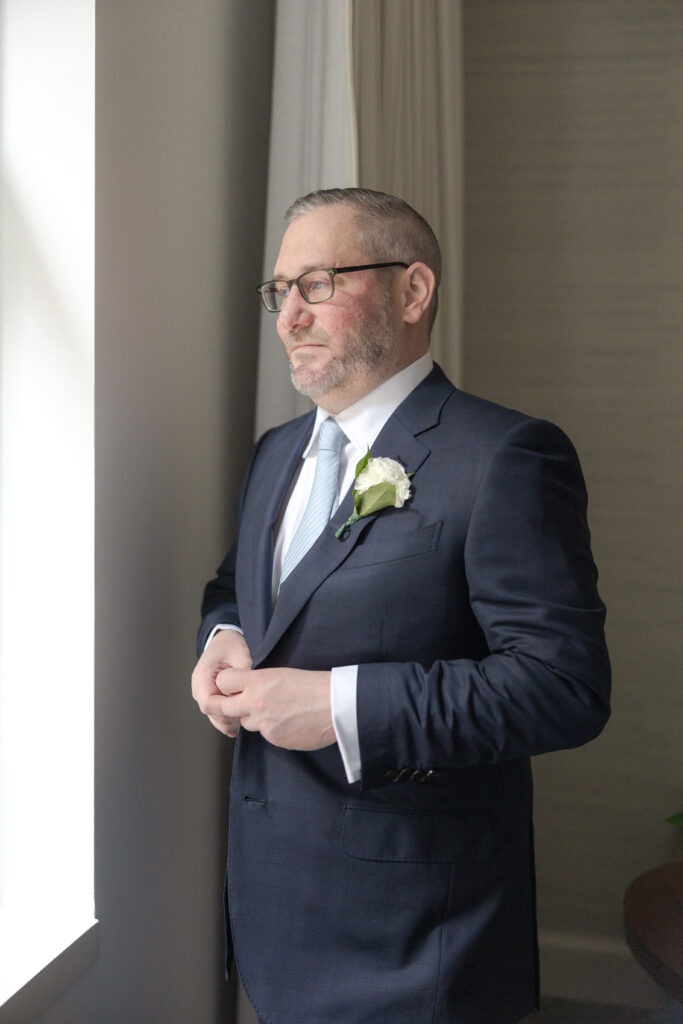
[256, 262, 409, 312]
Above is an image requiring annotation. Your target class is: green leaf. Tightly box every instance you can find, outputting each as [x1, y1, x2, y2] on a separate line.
[355, 482, 396, 517]
[354, 448, 372, 479]
[665, 812, 683, 828]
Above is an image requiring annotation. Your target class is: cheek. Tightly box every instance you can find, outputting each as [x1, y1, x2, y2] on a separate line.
[276, 316, 287, 343]
[320, 305, 367, 349]
[321, 311, 351, 344]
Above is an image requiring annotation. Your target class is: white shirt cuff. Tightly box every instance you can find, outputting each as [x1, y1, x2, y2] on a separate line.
[330, 664, 361, 783]
[204, 623, 244, 650]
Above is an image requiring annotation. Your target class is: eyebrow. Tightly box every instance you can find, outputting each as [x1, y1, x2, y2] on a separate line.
[271, 262, 339, 281]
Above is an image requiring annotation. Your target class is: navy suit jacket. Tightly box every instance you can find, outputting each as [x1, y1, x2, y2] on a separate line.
[198, 365, 610, 1024]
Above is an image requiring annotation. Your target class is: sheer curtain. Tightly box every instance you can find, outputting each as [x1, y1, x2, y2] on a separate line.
[352, 0, 464, 384]
[254, 0, 358, 437]
[254, 1, 464, 439]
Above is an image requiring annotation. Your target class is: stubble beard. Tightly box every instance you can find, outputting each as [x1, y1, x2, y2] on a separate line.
[285, 300, 395, 401]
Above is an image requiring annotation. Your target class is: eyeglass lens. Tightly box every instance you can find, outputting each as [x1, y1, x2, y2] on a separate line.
[262, 270, 333, 311]
[258, 262, 408, 311]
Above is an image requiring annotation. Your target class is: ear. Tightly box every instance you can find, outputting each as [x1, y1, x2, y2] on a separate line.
[398, 262, 436, 325]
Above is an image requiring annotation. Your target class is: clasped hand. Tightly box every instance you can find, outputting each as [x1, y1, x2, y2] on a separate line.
[191, 629, 335, 750]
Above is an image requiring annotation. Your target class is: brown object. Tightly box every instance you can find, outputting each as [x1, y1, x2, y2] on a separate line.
[624, 861, 683, 1002]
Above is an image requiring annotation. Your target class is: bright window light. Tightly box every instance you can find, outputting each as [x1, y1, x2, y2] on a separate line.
[0, 0, 95, 1004]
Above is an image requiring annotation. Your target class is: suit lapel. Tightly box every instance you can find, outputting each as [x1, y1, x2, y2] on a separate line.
[251, 365, 454, 667]
[237, 411, 315, 649]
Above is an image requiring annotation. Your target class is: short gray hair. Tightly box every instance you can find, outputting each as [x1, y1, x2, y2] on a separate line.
[284, 187, 441, 330]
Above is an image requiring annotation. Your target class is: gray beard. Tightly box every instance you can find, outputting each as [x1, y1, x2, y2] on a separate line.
[287, 304, 394, 400]
[289, 351, 355, 400]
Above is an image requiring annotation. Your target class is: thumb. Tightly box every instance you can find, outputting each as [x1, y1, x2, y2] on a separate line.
[215, 666, 249, 696]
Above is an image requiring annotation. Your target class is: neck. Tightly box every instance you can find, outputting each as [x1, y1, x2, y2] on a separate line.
[314, 348, 430, 415]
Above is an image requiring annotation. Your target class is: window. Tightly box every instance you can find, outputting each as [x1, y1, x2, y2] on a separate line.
[0, 0, 96, 1005]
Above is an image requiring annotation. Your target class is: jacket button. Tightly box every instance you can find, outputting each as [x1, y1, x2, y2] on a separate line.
[425, 769, 440, 782]
[398, 767, 413, 782]
[411, 769, 427, 783]
[384, 769, 400, 782]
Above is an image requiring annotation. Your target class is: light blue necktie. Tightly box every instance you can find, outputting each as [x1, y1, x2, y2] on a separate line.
[279, 417, 345, 585]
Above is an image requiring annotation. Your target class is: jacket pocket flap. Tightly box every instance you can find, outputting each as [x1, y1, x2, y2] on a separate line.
[342, 805, 493, 863]
[339, 519, 442, 569]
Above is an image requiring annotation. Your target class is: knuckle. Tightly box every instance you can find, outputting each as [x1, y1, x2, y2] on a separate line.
[251, 692, 265, 714]
[260, 724, 275, 744]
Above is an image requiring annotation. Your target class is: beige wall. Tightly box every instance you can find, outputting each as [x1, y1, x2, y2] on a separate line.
[463, 0, 683, 1006]
[31, 2, 274, 1021]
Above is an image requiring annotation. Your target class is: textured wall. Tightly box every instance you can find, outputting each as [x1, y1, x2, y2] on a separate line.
[463, 0, 682, 1006]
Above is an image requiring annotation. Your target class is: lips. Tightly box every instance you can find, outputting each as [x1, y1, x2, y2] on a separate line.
[286, 331, 328, 355]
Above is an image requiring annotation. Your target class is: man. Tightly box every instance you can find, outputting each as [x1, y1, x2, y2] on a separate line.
[192, 188, 610, 1024]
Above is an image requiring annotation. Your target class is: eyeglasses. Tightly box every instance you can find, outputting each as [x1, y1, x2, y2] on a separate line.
[256, 262, 408, 312]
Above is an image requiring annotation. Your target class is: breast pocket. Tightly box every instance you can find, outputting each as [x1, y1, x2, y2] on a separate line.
[342, 805, 494, 864]
[339, 519, 443, 569]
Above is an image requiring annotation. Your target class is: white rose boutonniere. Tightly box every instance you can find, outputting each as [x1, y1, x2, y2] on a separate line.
[335, 450, 413, 538]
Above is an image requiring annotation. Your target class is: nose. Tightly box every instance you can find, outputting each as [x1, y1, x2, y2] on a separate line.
[277, 284, 313, 334]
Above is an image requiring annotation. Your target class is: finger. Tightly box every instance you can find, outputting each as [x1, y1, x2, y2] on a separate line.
[208, 715, 241, 738]
[215, 667, 250, 696]
[191, 664, 219, 703]
[202, 695, 243, 732]
[205, 693, 252, 726]
[207, 630, 253, 670]
[229, 640, 253, 670]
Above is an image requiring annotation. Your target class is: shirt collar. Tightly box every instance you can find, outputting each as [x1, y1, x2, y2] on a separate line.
[302, 353, 434, 457]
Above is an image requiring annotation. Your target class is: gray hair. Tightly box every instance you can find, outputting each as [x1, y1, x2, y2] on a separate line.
[284, 187, 441, 330]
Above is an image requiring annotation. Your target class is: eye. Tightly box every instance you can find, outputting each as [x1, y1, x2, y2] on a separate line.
[305, 273, 329, 293]
[262, 282, 285, 298]
[264, 280, 290, 299]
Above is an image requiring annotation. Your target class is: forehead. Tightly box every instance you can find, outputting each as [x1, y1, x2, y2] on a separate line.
[274, 205, 366, 277]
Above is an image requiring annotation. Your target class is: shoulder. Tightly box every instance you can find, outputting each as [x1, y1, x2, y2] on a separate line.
[438, 383, 573, 451]
[441, 387, 528, 437]
[417, 373, 580, 476]
[410, 362, 528, 441]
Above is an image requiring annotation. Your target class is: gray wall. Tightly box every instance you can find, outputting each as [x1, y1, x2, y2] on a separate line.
[464, 0, 683, 1003]
[32, 2, 274, 1021]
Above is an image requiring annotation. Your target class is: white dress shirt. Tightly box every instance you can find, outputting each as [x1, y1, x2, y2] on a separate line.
[210, 353, 434, 784]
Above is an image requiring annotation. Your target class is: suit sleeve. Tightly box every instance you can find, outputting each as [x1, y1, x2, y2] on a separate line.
[356, 417, 611, 790]
[195, 433, 270, 657]
[196, 544, 241, 656]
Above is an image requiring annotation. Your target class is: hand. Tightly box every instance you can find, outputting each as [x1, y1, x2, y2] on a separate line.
[207, 666, 335, 751]
[191, 629, 253, 737]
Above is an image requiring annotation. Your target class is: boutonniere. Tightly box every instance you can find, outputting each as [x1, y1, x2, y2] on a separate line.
[335, 450, 413, 538]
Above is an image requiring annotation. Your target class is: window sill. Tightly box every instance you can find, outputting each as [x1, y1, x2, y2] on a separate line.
[0, 921, 99, 1023]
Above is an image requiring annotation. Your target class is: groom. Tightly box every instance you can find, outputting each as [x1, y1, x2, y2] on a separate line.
[192, 188, 610, 1024]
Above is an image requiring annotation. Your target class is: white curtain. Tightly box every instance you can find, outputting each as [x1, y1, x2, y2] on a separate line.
[352, 0, 464, 385]
[254, 0, 358, 437]
[254, 0, 464, 441]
